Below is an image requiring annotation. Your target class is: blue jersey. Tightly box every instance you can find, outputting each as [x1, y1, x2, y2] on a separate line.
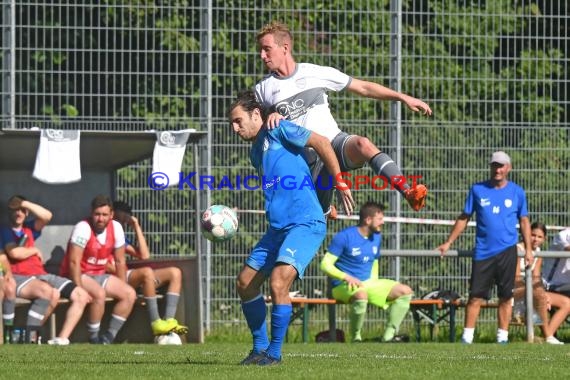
[464, 180, 528, 261]
[327, 226, 382, 287]
[250, 120, 325, 229]
[0, 220, 41, 248]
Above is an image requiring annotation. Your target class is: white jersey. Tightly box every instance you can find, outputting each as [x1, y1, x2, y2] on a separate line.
[543, 228, 570, 287]
[254, 63, 351, 141]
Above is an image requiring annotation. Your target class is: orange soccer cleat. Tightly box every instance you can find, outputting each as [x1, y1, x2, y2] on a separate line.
[404, 184, 428, 211]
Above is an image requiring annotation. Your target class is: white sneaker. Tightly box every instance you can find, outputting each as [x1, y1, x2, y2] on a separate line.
[47, 337, 70, 345]
[546, 336, 564, 345]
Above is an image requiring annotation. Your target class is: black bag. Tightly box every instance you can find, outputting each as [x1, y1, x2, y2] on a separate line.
[422, 289, 461, 304]
[315, 329, 346, 343]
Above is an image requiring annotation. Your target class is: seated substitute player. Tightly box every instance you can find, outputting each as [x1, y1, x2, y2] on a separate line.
[254, 21, 431, 216]
[109, 200, 188, 336]
[60, 195, 136, 344]
[229, 90, 354, 366]
[1, 195, 90, 344]
[320, 201, 413, 342]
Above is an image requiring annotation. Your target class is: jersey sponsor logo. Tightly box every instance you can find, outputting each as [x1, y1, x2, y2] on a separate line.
[480, 198, 491, 207]
[504, 199, 512, 208]
[351, 247, 361, 256]
[46, 129, 65, 140]
[272, 88, 326, 120]
[71, 236, 88, 248]
[160, 131, 176, 145]
[493, 206, 500, 214]
[86, 256, 108, 265]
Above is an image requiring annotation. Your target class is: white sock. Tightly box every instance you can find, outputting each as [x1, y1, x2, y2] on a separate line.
[462, 327, 475, 343]
[497, 328, 509, 342]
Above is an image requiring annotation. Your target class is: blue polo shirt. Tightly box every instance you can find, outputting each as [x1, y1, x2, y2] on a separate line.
[464, 180, 528, 260]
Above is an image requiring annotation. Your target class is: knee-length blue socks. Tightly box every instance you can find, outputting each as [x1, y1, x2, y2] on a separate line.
[266, 304, 292, 359]
[241, 295, 269, 354]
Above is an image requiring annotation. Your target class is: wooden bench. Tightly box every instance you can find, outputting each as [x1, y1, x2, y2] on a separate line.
[409, 298, 463, 342]
[4, 294, 162, 344]
[267, 296, 465, 343]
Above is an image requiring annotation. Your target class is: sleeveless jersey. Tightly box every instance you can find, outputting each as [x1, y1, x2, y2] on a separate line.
[60, 220, 117, 276]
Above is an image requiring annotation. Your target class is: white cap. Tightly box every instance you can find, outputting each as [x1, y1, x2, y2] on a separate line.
[489, 151, 511, 165]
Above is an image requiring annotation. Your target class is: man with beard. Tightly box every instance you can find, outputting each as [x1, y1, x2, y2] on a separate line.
[321, 201, 413, 342]
[60, 195, 136, 344]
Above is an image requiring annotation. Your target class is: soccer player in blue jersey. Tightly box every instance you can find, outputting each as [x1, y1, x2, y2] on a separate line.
[438, 151, 533, 344]
[228, 90, 354, 366]
[320, 201, 413, 342]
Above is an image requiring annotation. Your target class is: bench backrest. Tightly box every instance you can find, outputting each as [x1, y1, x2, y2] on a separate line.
[36, 225, 74, 274]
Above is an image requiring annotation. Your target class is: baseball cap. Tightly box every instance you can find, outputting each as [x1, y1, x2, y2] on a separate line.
[489, 151, 511, 165]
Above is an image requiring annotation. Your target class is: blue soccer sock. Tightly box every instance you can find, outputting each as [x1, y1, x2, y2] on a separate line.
[241, 295, 269, 353]
[266, 304, 292, 360]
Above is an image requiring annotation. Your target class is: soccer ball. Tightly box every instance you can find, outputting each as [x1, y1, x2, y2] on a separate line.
[155, 332, 182, 345]
[201, 204, 239, 242]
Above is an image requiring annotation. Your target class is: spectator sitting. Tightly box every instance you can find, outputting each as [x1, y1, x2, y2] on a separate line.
[512, 221, 566, 344]
[109, 200, 188, 337]
[320, 202, 413, 342]
[1, 195, 90, 344]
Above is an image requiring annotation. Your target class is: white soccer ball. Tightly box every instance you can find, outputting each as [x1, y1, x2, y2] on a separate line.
[201, 204, 239, 242]
[154, 332, 182, 345]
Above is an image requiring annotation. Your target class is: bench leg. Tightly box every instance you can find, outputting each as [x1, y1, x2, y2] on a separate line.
[449, 305, 456, 342]
[50, 314, 56, 340]
[302, 304, 309, 343]
[328, 303, 337, 342]
[411, 308, 421, 342]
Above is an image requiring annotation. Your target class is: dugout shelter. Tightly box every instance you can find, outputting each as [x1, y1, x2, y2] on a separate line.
[0, 128, 207, 343]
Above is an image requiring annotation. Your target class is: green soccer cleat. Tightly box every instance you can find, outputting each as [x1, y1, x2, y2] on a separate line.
[166, 318, 189, 335]
[151, 318, 177, 336]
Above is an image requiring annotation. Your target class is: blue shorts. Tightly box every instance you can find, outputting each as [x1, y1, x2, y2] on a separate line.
[246, 220, 326, 279]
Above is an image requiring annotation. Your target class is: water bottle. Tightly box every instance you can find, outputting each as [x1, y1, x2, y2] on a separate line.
[12, 328, 21, 344]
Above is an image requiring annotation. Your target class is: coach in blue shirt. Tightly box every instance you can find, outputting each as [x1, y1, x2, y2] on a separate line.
[438, 151, 533, 344]
[228, 90, 354, 365]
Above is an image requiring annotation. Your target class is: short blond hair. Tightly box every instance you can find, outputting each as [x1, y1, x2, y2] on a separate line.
[257, 21, 293, 47]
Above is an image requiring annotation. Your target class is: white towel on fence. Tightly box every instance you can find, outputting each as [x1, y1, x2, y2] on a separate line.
[152, 130, 191, 187]
[32, 129, 81, 184]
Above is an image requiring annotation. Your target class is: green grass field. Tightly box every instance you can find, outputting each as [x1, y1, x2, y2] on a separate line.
[2, 342, 570, 379]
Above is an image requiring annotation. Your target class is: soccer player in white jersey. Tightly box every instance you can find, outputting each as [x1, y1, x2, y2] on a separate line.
[254, 21, 432, 215]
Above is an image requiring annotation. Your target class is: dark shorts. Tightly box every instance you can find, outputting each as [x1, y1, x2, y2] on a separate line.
[469, 245, 517, 300]
[548, 283, 570, 297]
[304, 132, 359, 213]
